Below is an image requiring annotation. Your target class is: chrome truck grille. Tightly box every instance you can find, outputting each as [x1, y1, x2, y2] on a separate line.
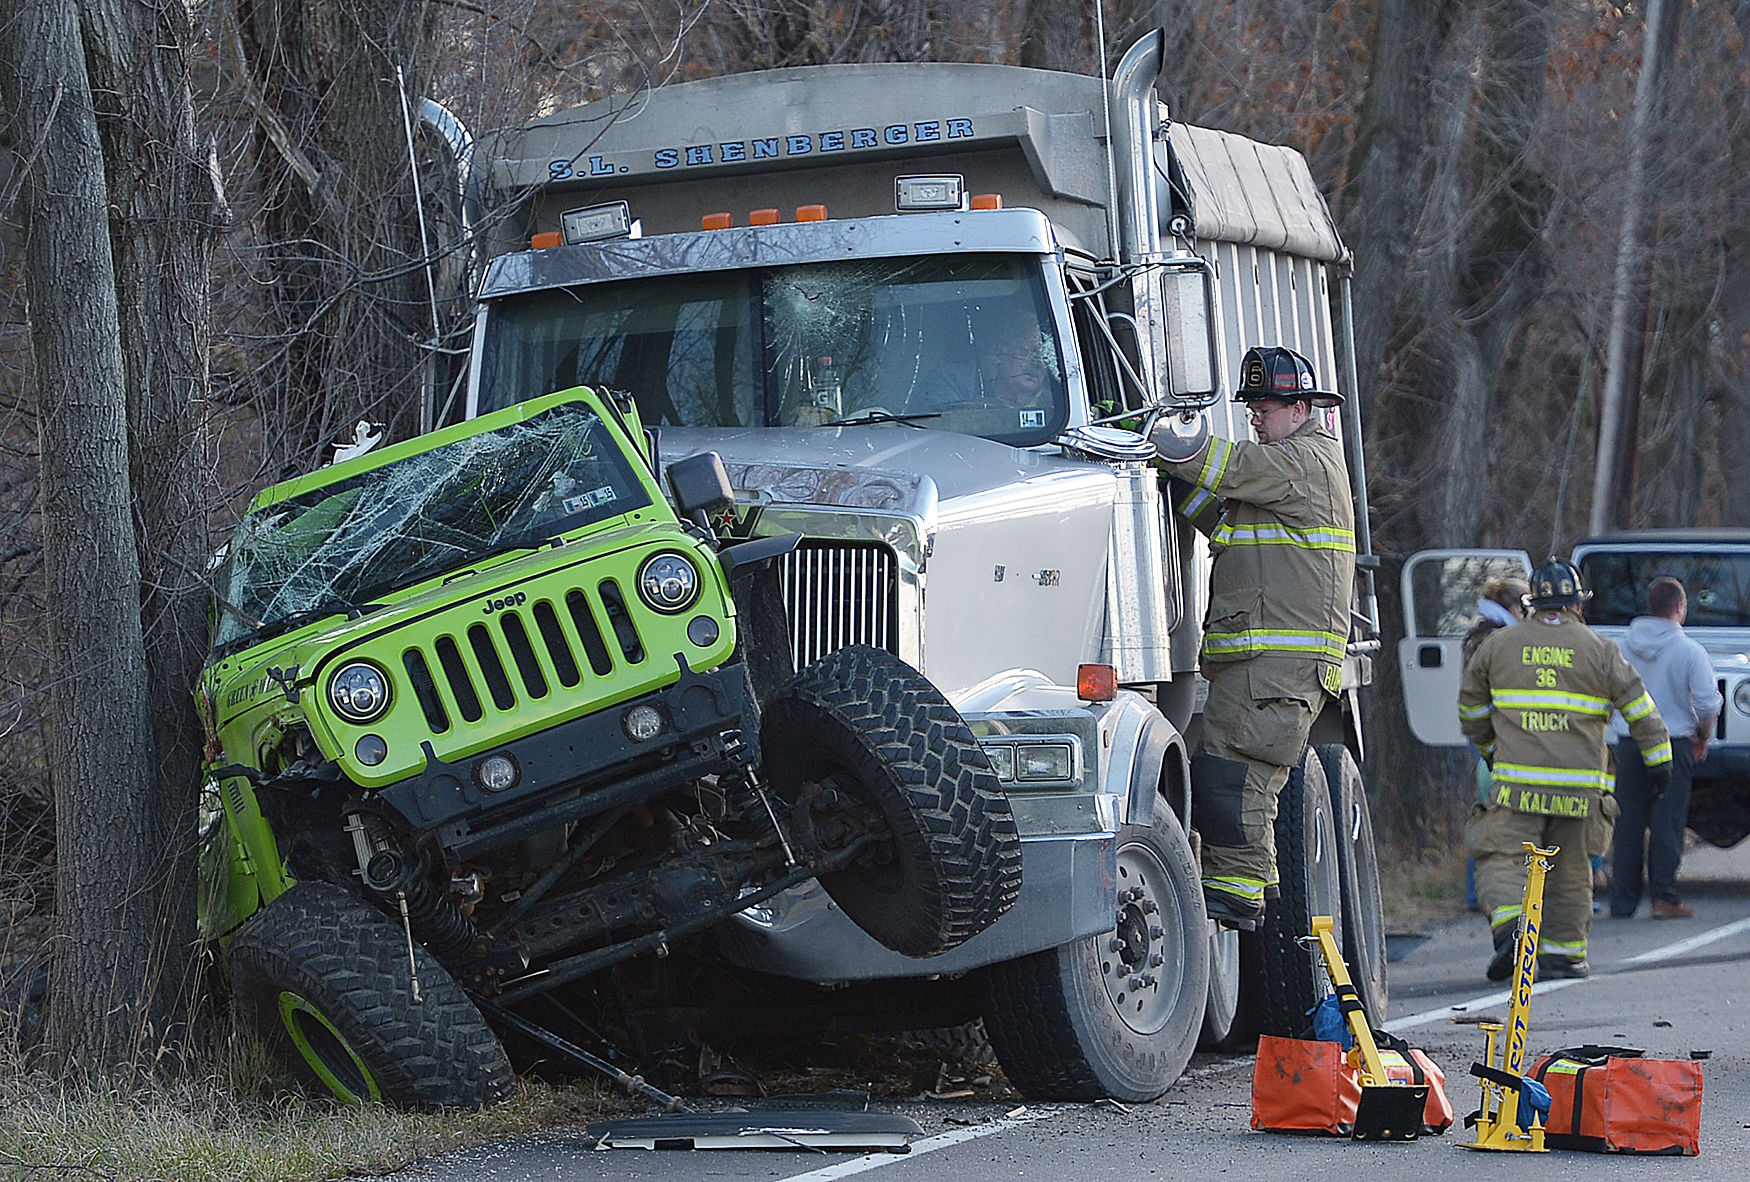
[780, 541, 898, 668]
[401, 582, 643, 734]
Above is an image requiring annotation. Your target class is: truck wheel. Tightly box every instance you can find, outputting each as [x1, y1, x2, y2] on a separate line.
[228, 881, 514, 1110]
[977, 800, 1207, 1102]
[761, 645, 1022, 958]
[1316, 744, 1388, 1025]
[1199, 922, 1242, 1049]
[1240, 750, 1342, 1037]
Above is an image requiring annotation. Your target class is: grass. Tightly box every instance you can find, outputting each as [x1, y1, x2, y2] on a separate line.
[0, 1036, 616, 1182]
[1378, 841, 1470, 931]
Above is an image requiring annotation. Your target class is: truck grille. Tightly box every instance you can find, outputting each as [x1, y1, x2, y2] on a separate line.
[401, 582, 639, 734]
[781, 541, 898, 668]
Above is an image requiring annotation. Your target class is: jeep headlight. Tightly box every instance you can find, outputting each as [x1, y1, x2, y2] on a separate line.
[1735, 680, 1750, 717]
[329, 661, 390, 724]
[637, 552, 700, 614]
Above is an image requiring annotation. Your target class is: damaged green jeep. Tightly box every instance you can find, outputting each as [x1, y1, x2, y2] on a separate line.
[198, 387, 1020, 1108]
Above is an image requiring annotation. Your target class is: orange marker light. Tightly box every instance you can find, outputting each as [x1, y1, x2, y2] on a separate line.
[1077, 664, 1117, 702]
[749, 208, 780, 226]
[701, 212, 733, 231]
[796, 204, 827, 222]
[529, 231, 562, 249]
[970, 193, 1003, 210]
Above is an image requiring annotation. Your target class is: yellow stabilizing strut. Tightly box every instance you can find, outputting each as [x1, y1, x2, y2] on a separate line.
[1310, 916, 1427, 1141]
[1462, 841, 1556, 1153]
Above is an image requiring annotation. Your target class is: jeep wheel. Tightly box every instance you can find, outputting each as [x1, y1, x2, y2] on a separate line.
[977, 799, 1207, 1102]
[761, 645, 1021, 958]
[1317, 744, 1388, 1025]
[1240, 749, 1342, 1037]
[229, 881, 514, 1110]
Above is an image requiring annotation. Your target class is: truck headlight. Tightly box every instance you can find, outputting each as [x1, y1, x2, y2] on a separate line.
[1734, 680, 1750, 717]
[329, 662, 390, 724]
[637, 552, 700, 614]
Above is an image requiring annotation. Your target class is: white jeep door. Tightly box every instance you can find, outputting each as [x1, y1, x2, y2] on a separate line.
[1399, 549, 1532, 746]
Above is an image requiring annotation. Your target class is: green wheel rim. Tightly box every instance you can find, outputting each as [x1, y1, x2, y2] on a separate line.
[277, 991, 381, 1104]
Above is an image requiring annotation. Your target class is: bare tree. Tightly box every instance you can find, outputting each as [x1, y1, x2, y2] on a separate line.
[0, 0, 159, 1078]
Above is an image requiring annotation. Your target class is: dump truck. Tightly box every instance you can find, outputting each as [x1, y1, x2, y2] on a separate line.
[440, 28, 1387, 1103]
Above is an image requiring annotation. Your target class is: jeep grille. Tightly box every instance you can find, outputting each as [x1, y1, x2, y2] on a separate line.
[402, 582, 638, 733]
[780, 541, 897, 668]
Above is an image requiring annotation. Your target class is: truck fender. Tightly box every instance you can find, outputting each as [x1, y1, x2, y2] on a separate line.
[1104, 696, 1188, 830]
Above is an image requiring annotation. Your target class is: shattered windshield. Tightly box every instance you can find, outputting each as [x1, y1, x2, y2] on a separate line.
[477, 253, 1069, 447]
[214, 400, 650, 650]
[1580, 550, 1750, 628]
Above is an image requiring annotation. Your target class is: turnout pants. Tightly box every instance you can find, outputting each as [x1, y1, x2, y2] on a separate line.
[1467, 803, 1597, 963]
[1194, 659, 1322, 909]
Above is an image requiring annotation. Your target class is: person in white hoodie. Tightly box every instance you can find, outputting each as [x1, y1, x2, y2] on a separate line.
[1608, 577, 1724, 919]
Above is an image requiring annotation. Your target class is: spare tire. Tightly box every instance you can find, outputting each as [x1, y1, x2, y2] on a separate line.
[761, 645, 1021, 958]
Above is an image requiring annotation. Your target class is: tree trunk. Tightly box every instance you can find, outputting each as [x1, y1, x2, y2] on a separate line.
[79, 0, 225, 1054]
[0, 0, 158, 1079]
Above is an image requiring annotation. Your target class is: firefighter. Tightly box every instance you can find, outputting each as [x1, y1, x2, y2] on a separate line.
[1152, 346, 1354, 929]
[1460, 557, 1671, 980]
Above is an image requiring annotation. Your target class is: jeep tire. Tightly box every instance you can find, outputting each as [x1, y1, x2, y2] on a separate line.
[760, 645, 1022, 959]
[229, 881, 514, 1110]
[1239, 749, 1342, 1037]
[977, 798, 1208, 1102]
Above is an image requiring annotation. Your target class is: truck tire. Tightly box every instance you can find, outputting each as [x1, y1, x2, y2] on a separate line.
[1199, 922, 1242, 1049]
[761, 645, 1022, 958]
[1316, 744, 1388, 1025]
[977, 800, 1207, 1102]
[1239, 750, 1342, 1037]
[229, 881, 514, 1110]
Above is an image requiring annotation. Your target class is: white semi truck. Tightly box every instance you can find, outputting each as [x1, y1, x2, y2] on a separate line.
[453, 30, 1385, 1101]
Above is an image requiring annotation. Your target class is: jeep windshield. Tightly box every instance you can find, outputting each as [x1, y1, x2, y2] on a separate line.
[1580, 549, 1750, 628]
[475, 253, 1069, 448]
[212, 399, 651, 652]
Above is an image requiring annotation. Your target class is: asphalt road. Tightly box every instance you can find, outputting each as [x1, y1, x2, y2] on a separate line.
[394, 842, 1750, 1181]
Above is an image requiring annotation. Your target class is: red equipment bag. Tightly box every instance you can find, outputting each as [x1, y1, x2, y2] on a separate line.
[1528, 1045, 1702, 1155]
[1251, 1034, 1360, 1134]
[1251, 1033, 1452, 1136]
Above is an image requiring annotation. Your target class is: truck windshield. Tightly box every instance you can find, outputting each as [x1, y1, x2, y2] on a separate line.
[213, 400, 650, 651]
[477, 253, 1069, 448]
[1581, 550, 1750, 628]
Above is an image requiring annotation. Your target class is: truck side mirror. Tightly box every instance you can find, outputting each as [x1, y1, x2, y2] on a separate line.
[667, 451, 735, 534]
[1160, 258, 1219, 405]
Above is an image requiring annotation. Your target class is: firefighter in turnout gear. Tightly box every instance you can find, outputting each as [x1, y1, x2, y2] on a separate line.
[1460, 557, 1671, 980]
[1153, 346, 1355, 929]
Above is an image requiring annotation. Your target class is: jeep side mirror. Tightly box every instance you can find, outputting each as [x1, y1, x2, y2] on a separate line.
[667, 451, 735, 537]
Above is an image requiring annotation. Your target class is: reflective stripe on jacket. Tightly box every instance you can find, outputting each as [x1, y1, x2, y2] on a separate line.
[1458, 609, 1671, 818]
[1160, 417, 1354, 678]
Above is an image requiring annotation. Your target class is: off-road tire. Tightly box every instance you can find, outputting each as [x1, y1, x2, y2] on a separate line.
[761, 645, 1021, 958]
[1240, 750, 1342, 1037]
[1317, 744, 1388, 1026]
[229, 881, 514, 1110]
[978, 800, 1207, 1102]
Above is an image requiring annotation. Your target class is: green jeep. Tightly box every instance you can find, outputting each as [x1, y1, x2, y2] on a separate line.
[198, 387, 1020, 1109]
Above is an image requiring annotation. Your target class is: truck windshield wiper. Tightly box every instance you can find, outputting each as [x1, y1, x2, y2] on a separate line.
[822, 411, 943, 427]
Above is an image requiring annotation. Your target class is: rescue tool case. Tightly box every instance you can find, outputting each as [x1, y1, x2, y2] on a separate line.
[1528, 1046, 1702, 1155]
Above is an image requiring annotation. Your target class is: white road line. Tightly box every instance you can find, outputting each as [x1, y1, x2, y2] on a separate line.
[1383, 914, 1750, 1034]
[776, 1106, 1066, 1182]
[1623, 915, 1750, 964]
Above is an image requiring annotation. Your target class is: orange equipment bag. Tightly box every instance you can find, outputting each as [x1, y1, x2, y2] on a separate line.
[1528, 1045, 1702, 1155]
[1251, 1034, 1361, 1135]
[1251, 1033, 1452, 1136]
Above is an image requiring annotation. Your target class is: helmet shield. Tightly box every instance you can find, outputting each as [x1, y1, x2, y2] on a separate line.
[1233, 346, 1342, 407]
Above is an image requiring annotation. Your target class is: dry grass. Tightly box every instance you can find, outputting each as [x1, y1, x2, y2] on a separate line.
[0, 1034, 617, 1182]
[1378, 841, 1471, 932]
